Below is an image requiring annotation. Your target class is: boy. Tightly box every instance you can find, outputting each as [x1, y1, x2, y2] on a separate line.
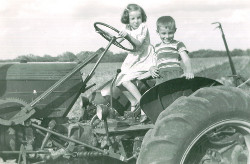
[150, 16, 194, 84]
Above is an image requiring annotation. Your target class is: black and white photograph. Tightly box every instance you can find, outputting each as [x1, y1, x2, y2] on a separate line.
[0, 0, 250, 163]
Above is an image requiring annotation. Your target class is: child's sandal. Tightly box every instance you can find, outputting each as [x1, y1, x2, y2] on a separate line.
[133, 103, 141, 118]
[130, 105, 136, 111]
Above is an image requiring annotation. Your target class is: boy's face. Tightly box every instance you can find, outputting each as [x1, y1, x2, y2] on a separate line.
[157, 26, 176, 44]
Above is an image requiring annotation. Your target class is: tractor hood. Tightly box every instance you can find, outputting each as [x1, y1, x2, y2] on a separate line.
[0, 62, 83, 118]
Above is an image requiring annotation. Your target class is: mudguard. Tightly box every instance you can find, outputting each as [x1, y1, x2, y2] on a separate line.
[140, 76, 222, 123]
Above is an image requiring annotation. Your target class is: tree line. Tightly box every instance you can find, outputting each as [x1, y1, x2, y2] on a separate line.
[1, 49, 250, 63]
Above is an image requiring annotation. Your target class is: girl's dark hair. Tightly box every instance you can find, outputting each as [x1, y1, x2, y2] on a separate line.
[121, 4, 147, 24]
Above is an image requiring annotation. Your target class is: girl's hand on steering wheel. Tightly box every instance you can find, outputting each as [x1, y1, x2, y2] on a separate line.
[119, 30, 128, 38]
[94, 22, 136, 51]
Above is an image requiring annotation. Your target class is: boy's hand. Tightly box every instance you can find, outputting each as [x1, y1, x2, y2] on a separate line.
[149, 66, 159, 78]
[119, 30, 128, 38]
[182, 72, 194, 79]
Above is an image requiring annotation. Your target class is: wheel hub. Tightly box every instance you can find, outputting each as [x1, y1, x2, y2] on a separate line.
[182, 121, 250, 164]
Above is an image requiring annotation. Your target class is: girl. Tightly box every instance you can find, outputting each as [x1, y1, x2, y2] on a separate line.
[116, 4, 154, 123]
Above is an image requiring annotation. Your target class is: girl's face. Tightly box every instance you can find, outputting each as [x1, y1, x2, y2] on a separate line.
[157, 26, 176, 44]
[128, 10, 142, 30]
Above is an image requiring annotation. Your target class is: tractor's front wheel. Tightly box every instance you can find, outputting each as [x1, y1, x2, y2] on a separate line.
[137, 86, 250, 164]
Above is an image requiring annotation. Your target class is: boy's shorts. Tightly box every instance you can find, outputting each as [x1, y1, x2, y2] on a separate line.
[156, 67, 184, 85]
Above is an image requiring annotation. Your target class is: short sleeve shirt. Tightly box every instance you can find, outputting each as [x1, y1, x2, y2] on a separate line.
[154, 40, 188, 69]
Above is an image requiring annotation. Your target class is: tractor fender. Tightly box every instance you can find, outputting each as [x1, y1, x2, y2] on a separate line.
[140, 76, 222, 123]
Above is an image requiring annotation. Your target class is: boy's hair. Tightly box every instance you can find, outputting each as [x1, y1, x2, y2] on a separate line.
[156, 16, 176, 31]
[121, 4, 147, 24]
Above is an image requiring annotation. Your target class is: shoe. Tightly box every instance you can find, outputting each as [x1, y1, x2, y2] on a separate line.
[124, 111, 135, 118]
[140, 115, 149, 123]
[133, 104, 141, 118]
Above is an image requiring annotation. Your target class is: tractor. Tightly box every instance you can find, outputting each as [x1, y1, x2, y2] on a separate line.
[0, 22, 250, 164]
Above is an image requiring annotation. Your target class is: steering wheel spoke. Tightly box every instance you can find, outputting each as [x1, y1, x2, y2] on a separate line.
[94, 22, 135, 52]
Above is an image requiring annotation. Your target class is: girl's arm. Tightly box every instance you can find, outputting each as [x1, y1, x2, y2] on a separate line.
[179, 51, 194, 79]
[119, 31, 142, 47]
[126, 33, 144, 47]
[119, 24, 148, 48]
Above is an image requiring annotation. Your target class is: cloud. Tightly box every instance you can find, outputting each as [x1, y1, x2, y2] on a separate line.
[223, 9, 250, 23]
[0, 0, 249, 59]
[166, 0, 249, 12]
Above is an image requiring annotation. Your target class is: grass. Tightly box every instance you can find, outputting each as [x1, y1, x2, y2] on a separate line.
[195, 56, 250, 86]
[80, 57, 231, 97]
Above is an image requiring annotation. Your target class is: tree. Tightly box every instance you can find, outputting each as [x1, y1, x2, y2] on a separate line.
[58, 52, 77, 62]
[231, 49, 244, 56]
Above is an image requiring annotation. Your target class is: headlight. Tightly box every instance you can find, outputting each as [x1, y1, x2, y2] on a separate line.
[81, 96, 90, 109]
[96, 104, 109, 120]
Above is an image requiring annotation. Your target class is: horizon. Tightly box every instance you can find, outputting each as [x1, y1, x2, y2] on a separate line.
[0, 48, 248, 62]
[0, 0, 250, 60]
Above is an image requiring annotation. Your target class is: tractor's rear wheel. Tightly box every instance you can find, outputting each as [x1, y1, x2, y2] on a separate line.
[137, 86, 250, 164]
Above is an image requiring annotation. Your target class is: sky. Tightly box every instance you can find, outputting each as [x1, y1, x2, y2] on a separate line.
[0, 0, 249, 59]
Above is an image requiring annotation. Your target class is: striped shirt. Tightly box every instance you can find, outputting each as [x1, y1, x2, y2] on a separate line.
[154, 40, 188, 69]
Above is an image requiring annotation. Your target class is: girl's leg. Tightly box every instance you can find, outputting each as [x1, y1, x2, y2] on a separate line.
[121, 81, 145, 115]
[121, 90, 137, 112]
[122, 81, 141, 102]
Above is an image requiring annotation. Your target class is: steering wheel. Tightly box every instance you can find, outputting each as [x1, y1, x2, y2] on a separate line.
[94, 22, 136, 52]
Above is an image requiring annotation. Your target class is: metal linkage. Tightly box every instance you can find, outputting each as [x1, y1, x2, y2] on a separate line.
[212, 22, 239, 86]
[32, 122, 135, 162]
[0, 150, 49, 154]
[76, 151, 104, 158]
[31, 123, 106, 154]
[110, 69, 121, 111]
[40, 120, 56, 149]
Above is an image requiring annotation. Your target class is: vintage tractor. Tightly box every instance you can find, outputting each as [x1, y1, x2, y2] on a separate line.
[0, 22, 250, 164]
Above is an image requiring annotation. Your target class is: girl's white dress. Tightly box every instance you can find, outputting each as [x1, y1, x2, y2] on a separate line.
[116, 23, 155, 86]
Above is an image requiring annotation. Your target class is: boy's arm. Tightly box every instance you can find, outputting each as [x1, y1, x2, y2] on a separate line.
[149, 66, 159, 78]
[152, 51, 157, 66]
[179, 51, 194, 79]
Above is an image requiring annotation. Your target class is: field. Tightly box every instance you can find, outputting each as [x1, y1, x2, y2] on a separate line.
[68, 56, 250, 118]
[80, 56, 250, 96]
[81, 57, 227, 96]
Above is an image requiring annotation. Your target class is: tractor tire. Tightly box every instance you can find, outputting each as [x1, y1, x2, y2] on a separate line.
[137, 86, 250, 164]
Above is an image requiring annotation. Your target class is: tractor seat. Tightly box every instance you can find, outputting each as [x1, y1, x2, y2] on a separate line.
[101, 71, 154, 97]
